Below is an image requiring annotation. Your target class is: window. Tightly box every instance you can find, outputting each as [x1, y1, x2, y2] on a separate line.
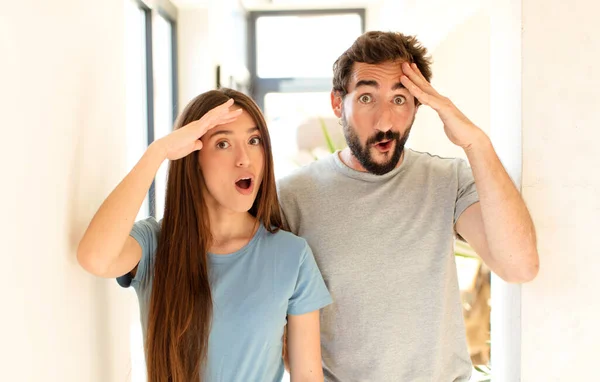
[152, 11, 177, 221]
[125, 1, 177, 221]
[125, 0, 151, 221]
[256, 13, 362, 79]
[125, 2, 177, 381]
[248, 9, 365, 180]
[249, 10, 365, 109]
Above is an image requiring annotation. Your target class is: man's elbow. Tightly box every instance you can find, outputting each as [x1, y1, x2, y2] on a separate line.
[500, 250, 540, 283]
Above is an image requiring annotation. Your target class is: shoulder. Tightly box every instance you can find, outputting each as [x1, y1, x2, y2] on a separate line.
[130, 217, 161, 247]
[262, 228, 310, 262]
[277, 156, 334, 196]
[407, 149, 466, 174]
[117, 217, 161, 289]
[266, 228, 309, 252]
[134, 216, 161, 232]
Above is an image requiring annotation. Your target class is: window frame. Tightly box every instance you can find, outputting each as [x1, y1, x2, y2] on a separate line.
[132, 0, 178, 218]
[247, 8, 366, 110]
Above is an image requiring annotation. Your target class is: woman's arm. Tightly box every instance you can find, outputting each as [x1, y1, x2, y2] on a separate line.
[287, 310, 324, 382]
[77, 99, 241, 278]
[76, 142, 166, 278]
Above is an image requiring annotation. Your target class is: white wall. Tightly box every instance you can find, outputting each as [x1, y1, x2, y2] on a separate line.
[0, 1, 133, 381]
[177, 7, 214, 108]
[408, 8, 490, 160]
[370, 1, 489, 160]
[521, 0, 600, 380]
[177, 0, 248, 111]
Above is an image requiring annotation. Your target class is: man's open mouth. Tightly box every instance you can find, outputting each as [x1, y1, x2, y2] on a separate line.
[375, 140, 393, 150]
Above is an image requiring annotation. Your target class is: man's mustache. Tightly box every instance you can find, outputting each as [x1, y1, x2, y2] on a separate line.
[366, 130, 401, 146]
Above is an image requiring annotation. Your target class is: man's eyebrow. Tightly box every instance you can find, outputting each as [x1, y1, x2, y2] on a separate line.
[208, 126, 259, 139]
[355, 80, 379, 89]
[392, 82, 406, 90]
[354, 80, 406, 91]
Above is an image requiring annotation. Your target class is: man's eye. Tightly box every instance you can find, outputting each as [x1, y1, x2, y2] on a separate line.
[394, 96, 406, 105]
[359, 94, 372, 103]
[216, 141, 230, 149]
[249, 136, 262, 145]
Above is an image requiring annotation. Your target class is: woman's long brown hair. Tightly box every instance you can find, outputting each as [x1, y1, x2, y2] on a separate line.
[145, 88, 283, 381]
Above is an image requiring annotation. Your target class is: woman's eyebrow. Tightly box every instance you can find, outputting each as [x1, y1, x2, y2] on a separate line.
[208, 126, 259, 139]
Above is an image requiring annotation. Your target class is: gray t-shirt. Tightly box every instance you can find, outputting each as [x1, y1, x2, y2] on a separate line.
[277, 149, 479, 382]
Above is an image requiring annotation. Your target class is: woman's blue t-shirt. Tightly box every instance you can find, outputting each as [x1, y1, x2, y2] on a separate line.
[117, 218, 332, 381]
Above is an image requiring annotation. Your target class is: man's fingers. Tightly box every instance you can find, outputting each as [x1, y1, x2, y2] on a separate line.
[401, 62, 427, 89]
[402, 62, 440, 97]
[410, 63, 427, 82]
[401, 75, 431, 106]
[401, 65, 449, 111]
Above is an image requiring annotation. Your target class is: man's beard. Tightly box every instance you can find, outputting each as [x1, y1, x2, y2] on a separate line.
[342, 116, 414, 175]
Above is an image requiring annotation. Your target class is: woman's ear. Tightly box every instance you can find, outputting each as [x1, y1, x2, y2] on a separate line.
[331, 91, 343, 118]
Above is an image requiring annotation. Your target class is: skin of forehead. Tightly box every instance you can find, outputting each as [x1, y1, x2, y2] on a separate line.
[349, 61, 408, 90]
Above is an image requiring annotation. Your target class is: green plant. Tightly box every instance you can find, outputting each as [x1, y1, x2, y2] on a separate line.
[319, 117, 338, 153]
[473, 364, 491, 382]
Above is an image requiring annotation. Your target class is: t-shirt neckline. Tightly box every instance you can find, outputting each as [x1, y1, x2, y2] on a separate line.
[208, 224, 265, 263]
[330, 148, 413, 182]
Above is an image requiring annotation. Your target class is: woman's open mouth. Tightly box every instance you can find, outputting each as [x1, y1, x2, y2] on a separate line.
[235, 177, 254, 195]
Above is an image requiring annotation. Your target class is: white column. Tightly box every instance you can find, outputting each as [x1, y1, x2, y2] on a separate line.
[489, 0, 522, 381]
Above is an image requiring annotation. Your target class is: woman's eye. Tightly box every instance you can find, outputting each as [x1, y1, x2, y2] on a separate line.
[394, 95, 406, 105]
[216, 141, 230, 149]
[359, 94, 372, 103]
[249, 136, 262, 145]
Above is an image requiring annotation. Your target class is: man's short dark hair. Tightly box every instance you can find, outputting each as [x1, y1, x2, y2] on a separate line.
[332, 31, 433, 97]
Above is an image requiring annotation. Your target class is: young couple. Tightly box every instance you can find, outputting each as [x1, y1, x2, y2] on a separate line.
[78, 31, 539, 382]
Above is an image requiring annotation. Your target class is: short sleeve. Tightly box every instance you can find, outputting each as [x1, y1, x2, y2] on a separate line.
[276, 179, 300, 235]
[287, 242, 333, 316]
[277, 196, 291, 232]
[454, 159, 479, 224]
[116, 217, 160, 289]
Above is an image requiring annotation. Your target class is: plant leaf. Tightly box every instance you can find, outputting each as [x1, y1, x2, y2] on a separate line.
[319, 117, 337, 153]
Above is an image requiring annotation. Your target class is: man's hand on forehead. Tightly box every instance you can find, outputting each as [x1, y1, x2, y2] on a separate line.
[400, 62, 484, 150]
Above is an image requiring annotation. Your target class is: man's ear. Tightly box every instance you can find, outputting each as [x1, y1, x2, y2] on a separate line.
[331, 90, 343, 118]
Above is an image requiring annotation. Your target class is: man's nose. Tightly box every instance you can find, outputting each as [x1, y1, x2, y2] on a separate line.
[374, 106, 393, 132]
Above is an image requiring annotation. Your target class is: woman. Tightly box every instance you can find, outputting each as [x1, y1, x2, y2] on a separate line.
[77, 88, 331, 381]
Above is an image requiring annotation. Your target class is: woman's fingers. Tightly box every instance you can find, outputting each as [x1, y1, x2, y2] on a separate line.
[203, 98, 236, 123]
[196, 103, 243, 137]
[166, 98, 244, 158]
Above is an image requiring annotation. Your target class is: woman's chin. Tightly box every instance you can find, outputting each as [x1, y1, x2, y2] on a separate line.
[223, 200, 256, 214]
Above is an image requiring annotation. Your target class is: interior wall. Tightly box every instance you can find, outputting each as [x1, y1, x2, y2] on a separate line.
[0, 1, 134, 380]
